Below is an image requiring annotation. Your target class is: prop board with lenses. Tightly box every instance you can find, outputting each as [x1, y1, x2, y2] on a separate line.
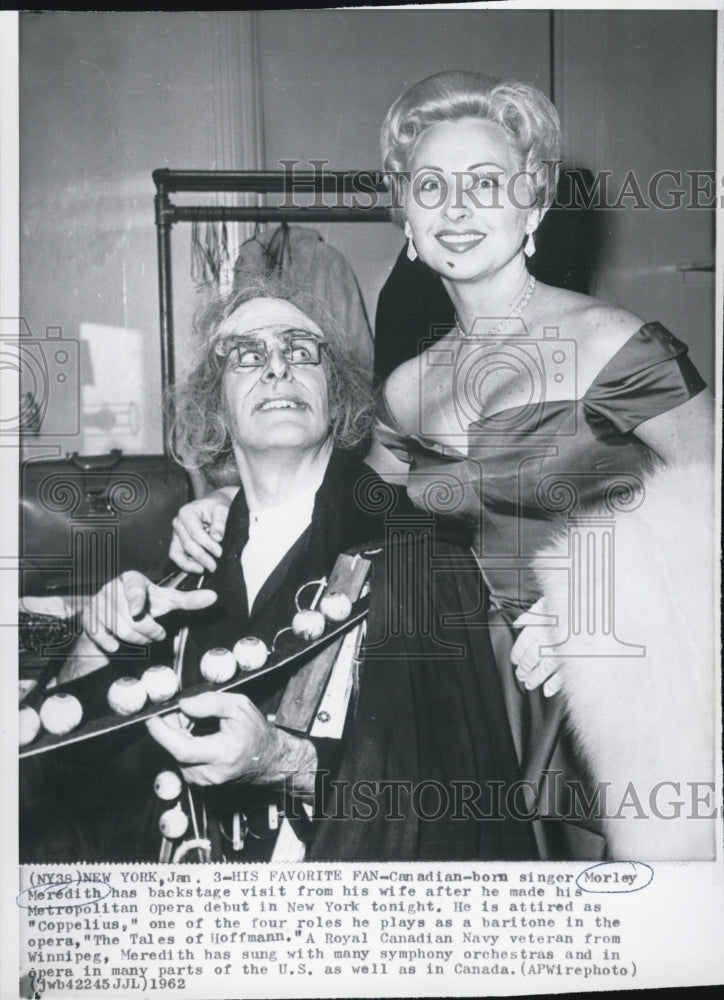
[19, 553, 371, 758]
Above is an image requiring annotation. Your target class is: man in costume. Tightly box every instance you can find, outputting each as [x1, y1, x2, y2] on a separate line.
[24, 279, 533, 863]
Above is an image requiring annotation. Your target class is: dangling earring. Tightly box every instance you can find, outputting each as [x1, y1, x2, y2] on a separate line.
[404, 221, 418, 262]
[524, 229, 536, 258]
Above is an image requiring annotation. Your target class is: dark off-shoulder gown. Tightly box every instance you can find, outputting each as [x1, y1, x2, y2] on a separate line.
[327, 322, 706, 860]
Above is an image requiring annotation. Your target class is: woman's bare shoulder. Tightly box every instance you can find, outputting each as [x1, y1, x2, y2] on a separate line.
[536, 285, 646, 373]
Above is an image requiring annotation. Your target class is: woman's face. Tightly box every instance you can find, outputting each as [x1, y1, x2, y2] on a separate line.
[404, 117, 536, 284]
[216, 297, 330, 458]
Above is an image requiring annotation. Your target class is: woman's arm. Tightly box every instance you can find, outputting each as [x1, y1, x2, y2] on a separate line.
[170, 485, 240, 573]
[513, 389, 716, 696]
[364, 366, 416, 485]
[632, 389, 715, 464]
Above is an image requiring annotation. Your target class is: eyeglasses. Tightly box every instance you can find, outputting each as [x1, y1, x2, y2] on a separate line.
[214, 332, 325, 369]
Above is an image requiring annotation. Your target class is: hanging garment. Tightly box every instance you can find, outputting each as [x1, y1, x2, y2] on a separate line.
[232, 224, 374, 375]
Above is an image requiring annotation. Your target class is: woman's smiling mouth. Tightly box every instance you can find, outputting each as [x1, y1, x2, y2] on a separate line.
[436, 231, 486, 253]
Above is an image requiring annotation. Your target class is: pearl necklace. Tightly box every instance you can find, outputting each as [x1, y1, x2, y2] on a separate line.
[456, 274, 537, 339]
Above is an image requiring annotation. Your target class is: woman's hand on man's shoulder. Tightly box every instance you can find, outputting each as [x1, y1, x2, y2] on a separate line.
[170, 487, 238, 574]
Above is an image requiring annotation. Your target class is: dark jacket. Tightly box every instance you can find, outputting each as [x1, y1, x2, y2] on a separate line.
[184, 450, 404, 680]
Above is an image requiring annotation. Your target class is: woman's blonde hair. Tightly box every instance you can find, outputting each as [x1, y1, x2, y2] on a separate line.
[381, 71, 562, 223]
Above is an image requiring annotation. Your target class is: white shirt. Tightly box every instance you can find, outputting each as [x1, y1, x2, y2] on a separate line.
[240, 482, 320, 612]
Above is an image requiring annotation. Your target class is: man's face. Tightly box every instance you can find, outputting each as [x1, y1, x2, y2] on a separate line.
[215, 297, 330, 457]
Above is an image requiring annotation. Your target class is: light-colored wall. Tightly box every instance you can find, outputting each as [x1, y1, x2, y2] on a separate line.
[554, 9, 716, 379]
[19, 11, 261, 456]
[256, 8, 551, 322]
[18, 10, 715, 455]
[18, 9, 550, 455]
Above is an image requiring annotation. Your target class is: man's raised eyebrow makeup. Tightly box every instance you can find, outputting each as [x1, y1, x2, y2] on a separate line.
[226, 326, 322, 339]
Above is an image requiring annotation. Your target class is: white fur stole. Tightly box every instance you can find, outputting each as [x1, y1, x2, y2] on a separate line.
[533, 462, 718, 860]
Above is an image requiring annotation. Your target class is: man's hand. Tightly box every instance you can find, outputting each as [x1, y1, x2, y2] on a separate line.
[170, 488, 238, 574]
[82, 570, 217, 653]
[146, 692, 317, 796]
